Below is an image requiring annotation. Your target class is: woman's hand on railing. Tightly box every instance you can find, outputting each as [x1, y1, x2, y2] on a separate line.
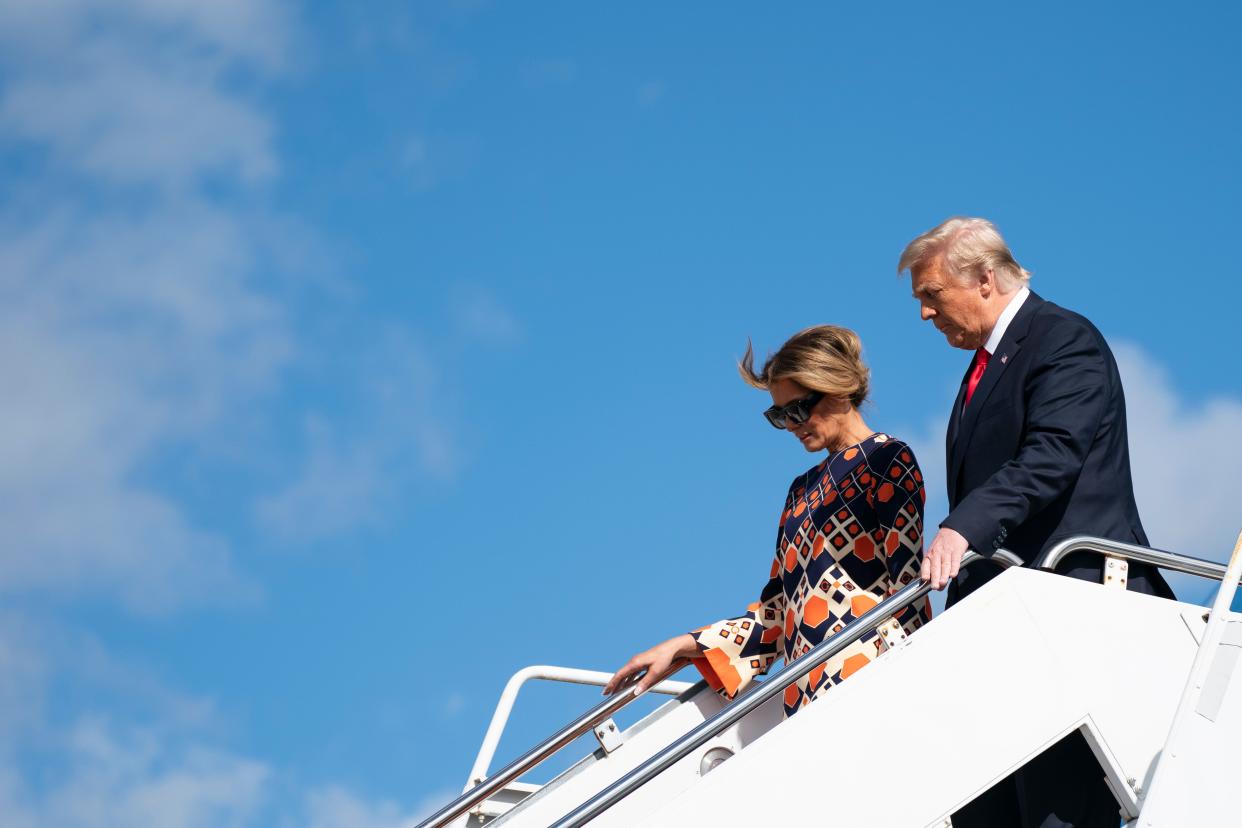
[603, 634, 697, 696]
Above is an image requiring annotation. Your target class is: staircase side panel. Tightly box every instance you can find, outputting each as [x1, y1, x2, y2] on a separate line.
[637, 569, 1197, 828]
[1136, 614, 1242, 826]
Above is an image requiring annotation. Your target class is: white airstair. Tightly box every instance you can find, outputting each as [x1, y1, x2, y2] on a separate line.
[417, 532, 1242, 827]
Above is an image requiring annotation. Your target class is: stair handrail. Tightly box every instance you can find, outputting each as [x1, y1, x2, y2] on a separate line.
[547, 547, 1023, 827]
[1036, 535, 1239, 583]
[465, 666, 694, 795]
[414, 659, 693, 828]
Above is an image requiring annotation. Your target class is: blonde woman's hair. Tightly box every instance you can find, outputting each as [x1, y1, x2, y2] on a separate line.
[897, 216, 1031, 292]
[738, 325, 870, 407]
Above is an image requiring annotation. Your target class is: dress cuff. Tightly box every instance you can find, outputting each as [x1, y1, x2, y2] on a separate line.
[691, 647, 744, 697]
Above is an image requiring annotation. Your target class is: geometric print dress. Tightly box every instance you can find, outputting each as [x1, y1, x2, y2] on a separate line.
[690, 433, 930, 719]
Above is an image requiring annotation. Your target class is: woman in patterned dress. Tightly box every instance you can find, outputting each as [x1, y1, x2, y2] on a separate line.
[603, 325, 930, 718]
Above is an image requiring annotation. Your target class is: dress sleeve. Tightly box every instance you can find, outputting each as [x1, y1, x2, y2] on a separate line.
[688, 491, 790, 699]
[873, 441, 925, 621]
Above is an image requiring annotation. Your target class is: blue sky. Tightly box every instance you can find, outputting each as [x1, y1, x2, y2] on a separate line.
[1, 1, 1240, 825]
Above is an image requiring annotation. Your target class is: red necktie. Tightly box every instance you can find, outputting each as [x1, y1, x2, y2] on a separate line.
[964, 348, 990, 407]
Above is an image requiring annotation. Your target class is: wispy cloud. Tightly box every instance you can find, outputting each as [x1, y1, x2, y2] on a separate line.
[256, 328, 462, 544]
[452, 284, 523, 345]
[342, 3, 475, 96]
[0, 0, 504, 820]
[1115, 343, 1242, 597]
[443, 692, 467, 718]
[0, 612, 436, 828]
[0, 0, 296, 612]
[0, 613, 267, 828]
[0, 0, 293, 69]
[0, 0, 290, 188]
[7, 719, 270, 828]
[254, 416, 388, 544]
[398, 132, 480, 192]
[301, 784, 434, 828]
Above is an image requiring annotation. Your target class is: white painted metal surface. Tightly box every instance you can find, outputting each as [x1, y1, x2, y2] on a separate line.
[491, 682, 782, 827]
[469, 782, 541, 821]
[455, 665, 693, 826]
[632, 568, 1203, 827]
[466, 665, 693, 790]
[443, 537, 1242, 827]
[1132, 529, 1242, 826]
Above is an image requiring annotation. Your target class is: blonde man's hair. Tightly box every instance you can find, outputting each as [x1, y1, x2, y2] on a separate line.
[738, 325, 870, 407]
[897, 216, 1031, 292]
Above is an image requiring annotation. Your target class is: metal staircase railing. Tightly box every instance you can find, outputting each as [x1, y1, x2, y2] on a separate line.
[464, 666, 694, 794]
[544, 536, 1232, 827]
[414, 660, 695, 828]
[547, 548, 1025, 827]
[424, 536, 1231, 828]
[1037, 535, 1242, 583]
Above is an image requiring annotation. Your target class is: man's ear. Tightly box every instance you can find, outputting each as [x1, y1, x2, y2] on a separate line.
[978, 268, 996, 298]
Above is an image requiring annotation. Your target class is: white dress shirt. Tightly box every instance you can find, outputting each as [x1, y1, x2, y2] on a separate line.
[983, 285, 1031, 355]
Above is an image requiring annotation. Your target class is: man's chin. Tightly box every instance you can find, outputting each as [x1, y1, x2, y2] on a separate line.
[947, 333, 976, 350]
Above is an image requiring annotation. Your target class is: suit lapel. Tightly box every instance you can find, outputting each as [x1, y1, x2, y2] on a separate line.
[946, 365, 971, 505]
[948, 292, 1045, 493]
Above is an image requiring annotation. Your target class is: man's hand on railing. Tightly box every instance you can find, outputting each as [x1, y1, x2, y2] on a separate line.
[604, 634, 697, 696]
[922, 526, 969, 590]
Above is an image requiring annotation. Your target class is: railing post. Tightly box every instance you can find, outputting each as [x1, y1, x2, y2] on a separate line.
[414, 662, 693, 828]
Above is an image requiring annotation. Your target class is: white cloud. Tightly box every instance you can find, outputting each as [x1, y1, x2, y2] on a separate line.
[28, 720, 269, 828]
[0, 0, 289, 188]
[0, 202, 289, 611]
[0, 717, 450, 828]
[1115, 343, 1242, 599]
[443, 692, 467, 718]
[0, 0, 298, 611]
[256, 329, 461, 543]
[397, 132, 480, 192]
[410, 788, 459, 824]
[254, 416, 386, 544]
[0, 612, 444, 828]
[0, 614, 266, 828]
[300, 785, 432, 828]
[0, 1, 475, 820]
[452, 284, 523, 344]
[1, 48, 277, 187]
[0, 0, 292, 69]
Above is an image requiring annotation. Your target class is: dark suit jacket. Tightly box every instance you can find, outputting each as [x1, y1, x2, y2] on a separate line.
[942, 291, 1174, 604]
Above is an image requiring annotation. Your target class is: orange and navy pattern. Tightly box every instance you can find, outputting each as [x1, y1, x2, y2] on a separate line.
[690, 433, 929, 718]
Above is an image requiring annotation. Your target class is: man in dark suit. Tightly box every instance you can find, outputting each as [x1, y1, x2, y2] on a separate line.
[898, 217, 1173, 828]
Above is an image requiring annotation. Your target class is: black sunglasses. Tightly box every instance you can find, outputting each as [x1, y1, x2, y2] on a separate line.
[763, 391, 825, 430]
